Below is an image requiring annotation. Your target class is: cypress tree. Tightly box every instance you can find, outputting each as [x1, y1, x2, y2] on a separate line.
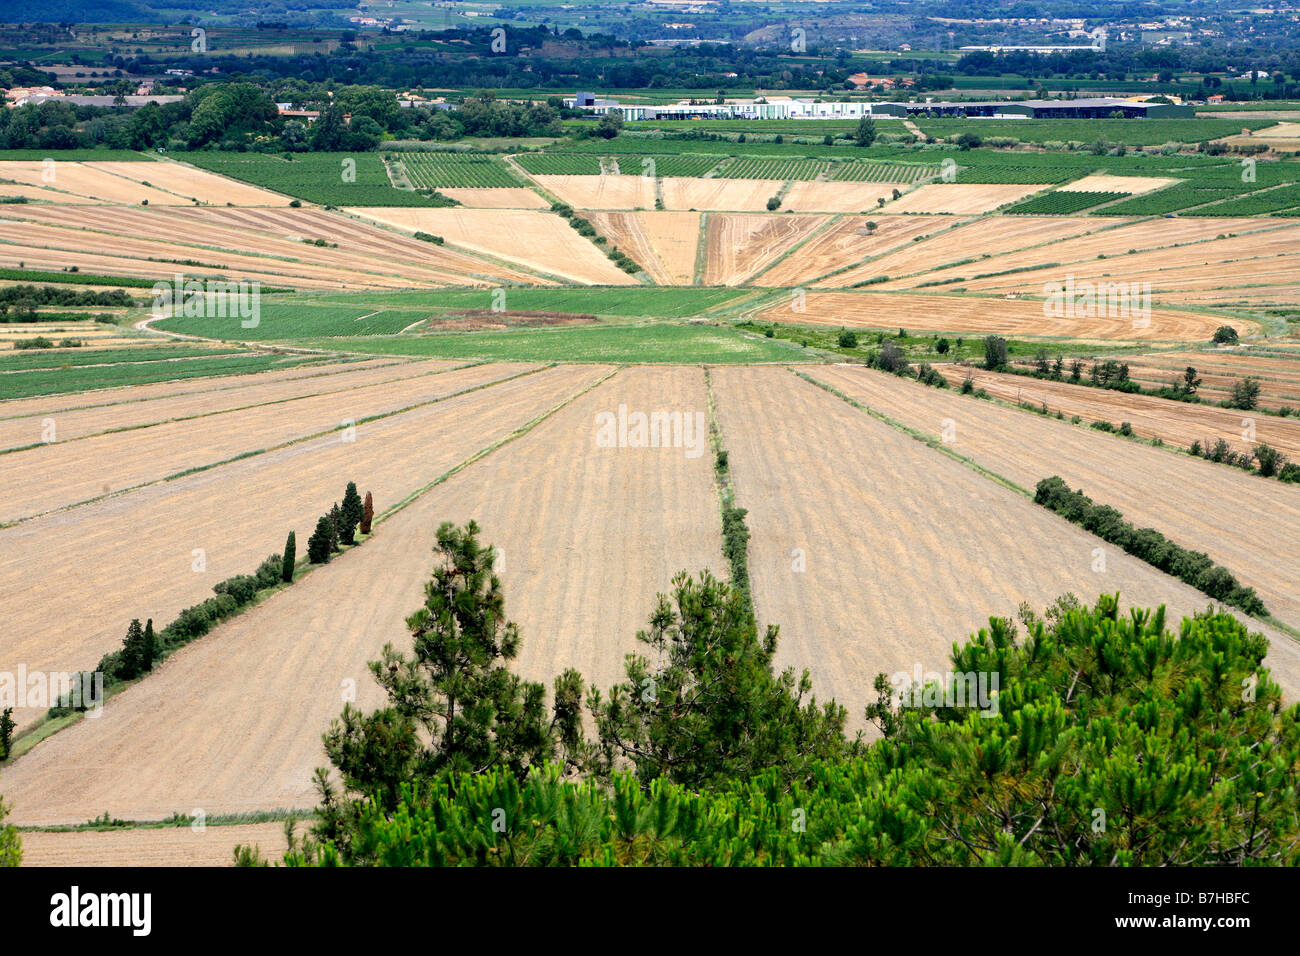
[360, 491, 374, 535]
[308, 515, 334, 564]
[282, 530, 296, 583]
[141, 619, 156, 673]
[121, 618, 145, 679]
[328, 503, 343, 552]
[340, 482, 362, 546]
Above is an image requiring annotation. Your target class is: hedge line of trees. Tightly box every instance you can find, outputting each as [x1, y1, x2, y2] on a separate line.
[307, 483, 370, 564]
[237, 521, 1299, 866]
[1034, 475, 1268, 616]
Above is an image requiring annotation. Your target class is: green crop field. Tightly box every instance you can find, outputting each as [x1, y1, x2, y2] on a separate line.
[1181, 183, 1300, 216]
[400, 153, 519, 188]
[719, 157, 826, 180]
[515, 153, 605, 175]
[0, 345, 243, 372]
[0, 149, 154, 162]
[914, 118, 1273, 146]
[830, 161, 939, 183]
[291, 322, 807, 364]
[619, 154, 722, 177]
[1091, 184, 1240, 216]
[1005, 190, 1130, 214]
[182, 152, 445, 206]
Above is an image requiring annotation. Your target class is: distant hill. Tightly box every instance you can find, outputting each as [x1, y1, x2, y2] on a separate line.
[1, 1, 151, 23]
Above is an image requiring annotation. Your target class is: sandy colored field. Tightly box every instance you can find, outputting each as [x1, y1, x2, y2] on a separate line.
[0, 365, 600, 735]
[1062, 174, 1179, 194]
[19, 823, 289, 867]
[710, 365, 1300, 727]
[884, 183, 1044, 214]
[87, 161, 291, 206]
[438, 187, 549, 208]
[805, 364, 1300, 643]
[0, 366, 727, 824]
[0, 161, 187, 206]
[703, 213, 828, 285]
[757, 215, 965, 287]
[754, 291, 1244, 341]
[937, 364, 1300, 459]
[1221, 123, 1300, 151]
[346, 207, 636, 285]
[0, 181, 101, 204]
[0, 359, 456, 452]
[781, 181, 900, 213]
[532, 174, 657, 210]
[0, 358, 401, 421]
[880, 217, 1291, 293]
[659, 177, 785, 211]
[1070, 351, 1300, 411]
[817, 216, 1108, 289]
[587, 211, 701, 285]
[0, 204, 538, 289]
[0, 361, 507, 522]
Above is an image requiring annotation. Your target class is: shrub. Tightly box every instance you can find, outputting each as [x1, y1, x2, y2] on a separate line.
[982, 335, 1008, 370]
[1211, 325, 1239, 345]
[1227, 377, 1261, 411]
[1254, 444, 1286, 478]
[308, 515, 334, 564]
[837, 329, 858, 349]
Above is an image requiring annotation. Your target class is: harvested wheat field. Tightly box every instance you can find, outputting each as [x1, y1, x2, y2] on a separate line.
[781, 181, 900, 213]
[935, 364, 1300, 459]
[587, 211, 700, 285]
[0, 181, 101, 204]
[532, 174, 657, 210]
[19, 823, 290, 867]
[883, 183, 1044, 214]
[346, 207, 637, 284]
[0, 161, 187, 206]
[0, 364, 603, 734]
[0, 358, 452, 452]
[0, 357, 401, 422]
[703, 213, 829, 285]
[1061, 174, 1179, 194]
[805, 364, 1300, 643]
[0, 366, 728, 824]
[438, 187, 549, 208]
[0, 204, 539, 289]
[86, 161, 291, 206]
[0, 360, 502, 523]
[754, 290, 1240, 341]
[659, 177, 784, 211]
[1057, 352, 1300, 412]
[757, 215, 966, 287]
[817, 216, 1109, 289]
[709, 365, 1300, 726]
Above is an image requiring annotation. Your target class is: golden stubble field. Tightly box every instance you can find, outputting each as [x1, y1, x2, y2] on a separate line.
[0, 366, 722, 825]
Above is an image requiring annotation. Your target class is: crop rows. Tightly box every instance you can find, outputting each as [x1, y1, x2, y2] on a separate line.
[183, 152, 440, 206]
[1004, 190, 1129, 214]
[617, 154, 721, 177]
[830, 162, 939, 183]
[515, 153, 604, 175]
[1182, 183, 1300, 216]
[401, 153, 518, 188]
[1092, 184, 1238, 216]
[718, 158, 826, 180]
[946, 165, 1076, 184]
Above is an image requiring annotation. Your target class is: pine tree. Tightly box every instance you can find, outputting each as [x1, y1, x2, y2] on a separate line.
[281, 530, 296, 583]
[360, 491, 374, 535]
[340, 482, 362, 546]
[328, 503, 342, 553]
[307, 515, 334, 564]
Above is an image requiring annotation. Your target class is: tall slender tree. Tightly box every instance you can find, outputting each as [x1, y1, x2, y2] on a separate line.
[360, 491, 374, 535]
[282, 530, 296, 583]
[340, 482, 363, 546]
[308, 515, 334, 564]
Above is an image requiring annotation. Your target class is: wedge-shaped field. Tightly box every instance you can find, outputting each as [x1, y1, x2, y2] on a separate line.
[346, 207, 637, 285]
[659, 177, 785, 211]
[531, 174, 657, 210]
[0, 366, 724, 824]
[0, 361, 502, 523]
[937, 365, 1300, 459]
[807, 364, 1300, 639]
[883, 183, 1045, 214]
[757, 215, 965, 288]
[86, 161, 292, 206]
[0, 161, 181, 205]
[817, 215, 1109, 289]
[0, 358, 447, 452]
[438, 187, 549, 208]
[781, 181, 900, 213]
[20, 824, 288, 867]
[587, 211, 701, 285]
[0, 364, 602, 733]
[710, 366, 1300, 726]
[703, 213, 829, 286]
[753, 291, 1242, 341]
[0, 205, 539, 290]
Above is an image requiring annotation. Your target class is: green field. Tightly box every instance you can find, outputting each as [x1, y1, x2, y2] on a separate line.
[1181, 182, 1300, 216]
[0, 345, 243, 372]
[1092, 184, 1240, 216]
[830, 161, 940, 183]
[401, 153, 520, 188]
[0, 149, 153, 162]
[0, 351, 320, 400]
[182, 152, 442, 206]
[913, 118, 1273, 146]
[1005, 190, 1129, 214]
[291, 322, 806, 364]
[718, 157, 826, 180]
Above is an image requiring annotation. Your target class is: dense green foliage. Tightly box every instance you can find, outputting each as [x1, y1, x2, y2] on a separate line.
[1034, 476, 1267, 616]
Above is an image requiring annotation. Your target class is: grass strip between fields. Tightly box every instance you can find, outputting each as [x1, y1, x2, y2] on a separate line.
[704, 367, 755, 617]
